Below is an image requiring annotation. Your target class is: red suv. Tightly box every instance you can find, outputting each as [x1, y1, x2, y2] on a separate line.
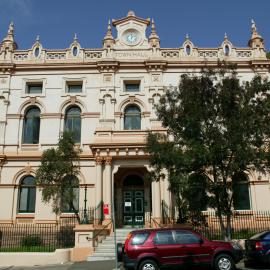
[117, 228, 243, 270]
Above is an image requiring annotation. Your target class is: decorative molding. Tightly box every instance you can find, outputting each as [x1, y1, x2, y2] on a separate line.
[105, 156, 112, 165]
[0, 155, 6, 166]
[95, 156, 103, 165]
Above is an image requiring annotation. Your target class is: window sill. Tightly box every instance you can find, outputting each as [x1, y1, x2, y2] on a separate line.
[61, 93, 86, 97]
[21, 93, 46, 98]
[120, 92, 145, 96]
[16, 213, 35, 218]
[21, 144, 39, 151]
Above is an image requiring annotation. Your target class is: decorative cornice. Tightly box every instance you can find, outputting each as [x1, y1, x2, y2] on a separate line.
[145, 60, 167, 71]
[95, 156, 103, 165]
[0, 155, 6, 166]
[112, 11, 150, 26]
[105, 156, 112, 165]
[97, 60, 119, 72]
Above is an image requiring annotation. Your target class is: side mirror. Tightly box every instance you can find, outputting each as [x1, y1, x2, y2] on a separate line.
[199, 238, 204, 245]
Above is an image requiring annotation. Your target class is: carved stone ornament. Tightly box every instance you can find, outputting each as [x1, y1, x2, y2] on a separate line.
[105, 156, 112, 165]
[95, 156, 103, 165]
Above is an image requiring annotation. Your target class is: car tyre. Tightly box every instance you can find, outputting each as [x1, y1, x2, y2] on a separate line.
[138, 259, 159, 270]
[214, 254, 235, 270]
[117, 243, 123, 262]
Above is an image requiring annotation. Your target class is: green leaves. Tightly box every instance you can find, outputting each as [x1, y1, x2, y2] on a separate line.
[36, 131, 81, 219]
[147, 65, 270, 234]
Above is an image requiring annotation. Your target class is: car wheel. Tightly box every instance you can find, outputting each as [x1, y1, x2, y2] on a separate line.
[214, 254, 235, 270]
[138, 259, 159, 270]
[117, 243, 123, 262]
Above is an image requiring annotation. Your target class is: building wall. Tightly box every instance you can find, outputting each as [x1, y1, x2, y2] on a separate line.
[0, 12, 269, 224]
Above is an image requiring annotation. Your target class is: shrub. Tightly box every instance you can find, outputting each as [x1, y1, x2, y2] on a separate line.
[21, 235, 42, 247]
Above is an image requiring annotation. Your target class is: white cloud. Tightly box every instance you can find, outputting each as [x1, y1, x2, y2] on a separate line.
[0, 0, 32, 16]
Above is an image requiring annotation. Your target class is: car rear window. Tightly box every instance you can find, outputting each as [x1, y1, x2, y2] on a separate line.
[250, 231, 269, 240]
[263, 232, 270, 240]
[131, 233, 150, 245]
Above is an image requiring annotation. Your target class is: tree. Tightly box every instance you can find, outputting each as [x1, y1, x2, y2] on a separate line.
[36, 131, 81, 222]
[147, 65, 270, 240]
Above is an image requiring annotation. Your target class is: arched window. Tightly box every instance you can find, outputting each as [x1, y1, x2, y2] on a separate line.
[185, 45, 191, 56]
[61, 175, 80, 213]
[232, 172, 251, 210]
[124, 105, 141, 130]
[18, 176, 36, 213]
[224, 45, 230, 56]
[22, 107, 40, 144]
[64, 106, 81, 143]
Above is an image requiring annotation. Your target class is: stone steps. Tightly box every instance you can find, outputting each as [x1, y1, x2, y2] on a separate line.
[87, 229, 132, 261]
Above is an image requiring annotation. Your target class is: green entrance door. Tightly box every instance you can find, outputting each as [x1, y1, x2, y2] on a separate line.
[123, 190, 144, 226]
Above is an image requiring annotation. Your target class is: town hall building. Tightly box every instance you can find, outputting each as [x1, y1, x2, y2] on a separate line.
[0, 11, 269, 227]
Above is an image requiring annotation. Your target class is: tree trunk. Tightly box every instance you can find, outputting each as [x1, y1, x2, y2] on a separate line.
[70, 202, 81, 223]
[217, 211, 226, 240]
[225, 213, 232, 241]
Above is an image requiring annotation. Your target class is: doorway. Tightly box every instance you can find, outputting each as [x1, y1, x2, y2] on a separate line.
[122, 175, 145, 227]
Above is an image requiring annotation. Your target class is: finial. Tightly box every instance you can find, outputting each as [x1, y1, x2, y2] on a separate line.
[151, 18, 156, 33]
[251, 19, 257, 33]
[107, 20, 111, 31]
[224, 32, 228, 40]
[127, 10, 135, 16]
[73, 33, 78, 41]
[8, 22, 14, 35]
[185, 33, 189, 40]
[103, 18, 114, 47]
[36, 35, 40, 42]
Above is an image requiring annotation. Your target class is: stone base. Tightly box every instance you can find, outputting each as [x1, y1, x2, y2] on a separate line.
[71, 247, 94, 262]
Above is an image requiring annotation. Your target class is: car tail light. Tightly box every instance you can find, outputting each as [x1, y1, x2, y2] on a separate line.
[255, 241, 263, 251]
[124, 233, 132, 252]
[127, 233, 132, 241]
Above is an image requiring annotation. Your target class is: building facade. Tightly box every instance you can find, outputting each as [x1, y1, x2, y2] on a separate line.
[0, 11, 269, 226]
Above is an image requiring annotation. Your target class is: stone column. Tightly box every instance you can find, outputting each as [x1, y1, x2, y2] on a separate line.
[104, 156, 112, 219]
[151, 181, 161, 225]
[163, 175, 171, 206]
[95, 156, 103, 222]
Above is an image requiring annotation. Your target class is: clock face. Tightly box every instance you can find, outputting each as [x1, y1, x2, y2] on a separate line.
[123, 29, 140, 45]
[126, 32, 137, 44]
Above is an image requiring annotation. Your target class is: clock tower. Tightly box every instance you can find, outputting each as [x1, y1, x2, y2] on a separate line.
[112, 11, 151, 49]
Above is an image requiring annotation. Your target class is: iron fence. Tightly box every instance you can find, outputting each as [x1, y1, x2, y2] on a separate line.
[0, 223, 75, 252]
[193, 211, 270, 240]
[161, 200, 270, 240]
[0, 208, 97, 252]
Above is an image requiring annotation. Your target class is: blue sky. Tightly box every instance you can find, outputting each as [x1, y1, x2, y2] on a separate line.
[0, 0, 269, 50]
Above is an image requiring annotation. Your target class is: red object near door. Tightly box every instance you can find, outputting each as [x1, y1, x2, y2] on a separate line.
[103, 204, 109, 215]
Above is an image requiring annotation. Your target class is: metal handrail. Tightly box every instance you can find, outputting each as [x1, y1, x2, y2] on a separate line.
[151, 217, 163, 228]
[93, 220, 112, 246]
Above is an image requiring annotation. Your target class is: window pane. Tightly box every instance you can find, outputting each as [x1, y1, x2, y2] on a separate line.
[125, 83, 140, 92]
[154, 231, 174, 245]
[23, 107, 40, 144]
[67, 84, 82, 93]
[233, 183, 251, 210]
[64, 107, 81, 143]
[19, 188, 28, 212]
[174, 231, 200, 244]
[124, 106, 141, 130]
[28, 187, 36, 212]
[19, 176, 36, 213]
[131, 233, 149, 245]
[21, 176, 35, 185]
[27, 84, 42, 94]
